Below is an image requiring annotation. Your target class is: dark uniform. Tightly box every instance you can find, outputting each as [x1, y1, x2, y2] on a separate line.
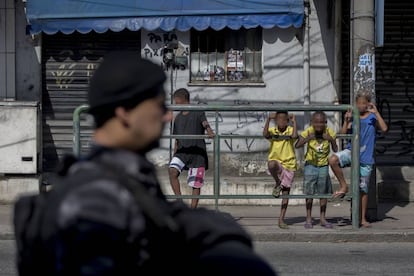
[51, 146, 275, 275]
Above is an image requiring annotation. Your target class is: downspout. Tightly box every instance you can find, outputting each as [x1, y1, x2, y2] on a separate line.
[303, 0, 311, 123]
[334, 0, 343, 132]
[349, 0, 355, 103]
[301, 0, 311, 170]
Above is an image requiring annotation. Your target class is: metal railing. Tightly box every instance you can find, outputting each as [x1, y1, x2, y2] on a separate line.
[73, 104, 361, 228]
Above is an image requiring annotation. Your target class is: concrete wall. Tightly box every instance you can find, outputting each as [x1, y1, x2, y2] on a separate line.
[0, 1, 41, 201]
[146, 0, 339, 174]
[0, 0, 16, 99]
[15, 0, 42, 102]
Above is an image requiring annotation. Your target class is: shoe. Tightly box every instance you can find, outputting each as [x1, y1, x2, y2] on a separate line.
[278, 222, 289, 229]
[330, 191, 346, 201]
[320, 222, 333, 229]
[272, 185, 282, 198]
[304, 222, 313, 229]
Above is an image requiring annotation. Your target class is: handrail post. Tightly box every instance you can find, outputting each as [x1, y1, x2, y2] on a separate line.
[213, 111, 220, 211]
[351, 106, 361, 229]
[73, 104, 89, 157]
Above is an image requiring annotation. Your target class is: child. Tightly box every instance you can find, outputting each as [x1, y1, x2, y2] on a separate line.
[295, 111, 338, 229]
[263, 111, 297, 229]
[329, 91, 388, 228]
[169, 88, 215, 209]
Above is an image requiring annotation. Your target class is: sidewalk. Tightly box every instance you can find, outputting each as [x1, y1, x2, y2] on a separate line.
[1, 200, 414, 242]
[216, 201, 414, 242]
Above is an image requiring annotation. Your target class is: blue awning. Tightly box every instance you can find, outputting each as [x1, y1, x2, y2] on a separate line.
[26, 0, 304, 34]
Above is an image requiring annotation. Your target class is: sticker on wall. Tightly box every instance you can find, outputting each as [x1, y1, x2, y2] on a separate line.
[354, 46, 375, 101]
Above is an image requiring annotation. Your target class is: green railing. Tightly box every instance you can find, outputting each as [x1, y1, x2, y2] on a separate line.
[73, 104, 361, 228]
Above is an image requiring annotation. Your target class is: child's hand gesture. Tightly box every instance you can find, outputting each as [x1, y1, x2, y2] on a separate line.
[289, 114, 296, 123]
[269, 112, 277, 119]
[323, 132, 333, 142]
[367, 103, 379, 114]
[306, 132, 315, 141]
[344, 109, 352, 122]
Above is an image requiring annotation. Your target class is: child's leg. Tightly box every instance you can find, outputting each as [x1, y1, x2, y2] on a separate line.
[305, 198, 313, 224]
[188, 167, 205, 209]
[360, 192, 371, 227]
[269, 160, 283, 198]
[319, 198, 330, 225]
[169, 157, 185, 197]
[268, 160, 281, 186]
[359, 165, 372, 227]
[279, 188, 290, 226]
[328, 154, 348, 195]
[191, 187, 200, 209]
[169, 167, 182, 196]
[303, 165, 315, 228]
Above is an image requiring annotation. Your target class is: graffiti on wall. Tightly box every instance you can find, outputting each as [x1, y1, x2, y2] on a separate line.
[49, 60, 97, 90]
[141, 30, 189, 70]
[372, 12, 414, 164]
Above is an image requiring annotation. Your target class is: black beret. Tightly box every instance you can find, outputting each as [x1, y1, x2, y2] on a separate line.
[88, 51, 166, 114]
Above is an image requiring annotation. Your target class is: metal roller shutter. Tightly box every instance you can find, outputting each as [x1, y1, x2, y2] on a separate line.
[42, 30, 140, 173]
[342, 0, 414, 165]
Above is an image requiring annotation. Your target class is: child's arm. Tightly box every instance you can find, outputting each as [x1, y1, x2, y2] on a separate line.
[290, 114, 298, 139]
[295, 130, 313, 148]
[202, 120, 215, 138]
[368, 103, 388, 133]
[323, 131, 338, 152]
[263, 113, 275, 139]
[295, 136, 307, 148]
[340, 109, 352, 134]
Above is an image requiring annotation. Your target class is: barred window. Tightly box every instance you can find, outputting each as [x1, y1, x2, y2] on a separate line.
[190, 28, 263, 84]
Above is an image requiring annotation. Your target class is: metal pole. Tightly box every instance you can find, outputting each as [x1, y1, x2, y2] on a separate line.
[169, 67, 174, 161]
[333, 0, 343, 132]
[169, 104, 352, 112]
[72, 104, 89, 157]
[351, 106, 360, 229]
[303, 0, 311, 121]
[351, 0, 377, 222]
[214, 111, 220, 211]
[351, 0, 376, 102]
[349, 0, 355, 103]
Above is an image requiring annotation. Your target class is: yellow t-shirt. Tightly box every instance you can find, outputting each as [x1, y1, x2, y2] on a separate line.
[301, 126, 336, 167]
[267, 126, 297, 171]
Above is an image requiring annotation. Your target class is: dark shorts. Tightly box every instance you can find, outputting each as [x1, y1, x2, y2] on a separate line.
[170, 147, 208, 171]
[303, 163, 332, 195]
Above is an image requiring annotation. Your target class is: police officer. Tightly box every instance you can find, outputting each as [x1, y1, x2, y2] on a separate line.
[43, 52, 277, 275]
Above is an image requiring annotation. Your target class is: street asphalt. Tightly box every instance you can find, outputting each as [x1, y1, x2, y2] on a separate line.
[1, 199, 414, 242]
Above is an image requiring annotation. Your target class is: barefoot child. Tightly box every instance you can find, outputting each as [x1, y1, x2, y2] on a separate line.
[295, 111, 338, 229]
[263, 111, 298, 229]
[329, 91, 388, 227]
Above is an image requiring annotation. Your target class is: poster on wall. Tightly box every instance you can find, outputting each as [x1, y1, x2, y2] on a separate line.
[141, 30, 189, 71]
[226, 49, 244, 81]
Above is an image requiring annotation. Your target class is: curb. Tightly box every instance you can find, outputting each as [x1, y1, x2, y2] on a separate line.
[3, 231, 414, 242]
[0, 233, 14, 240]
[251, 231, 414, 243]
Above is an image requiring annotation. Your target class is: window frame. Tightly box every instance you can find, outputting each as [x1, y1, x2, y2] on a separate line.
[188, 27, 265, 87]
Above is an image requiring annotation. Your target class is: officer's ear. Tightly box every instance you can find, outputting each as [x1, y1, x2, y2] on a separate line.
[115, 106, 130, 128]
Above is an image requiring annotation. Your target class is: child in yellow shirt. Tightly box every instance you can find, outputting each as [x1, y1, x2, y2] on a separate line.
[263, 111, 297, 229]
[295, 111, 338, 229]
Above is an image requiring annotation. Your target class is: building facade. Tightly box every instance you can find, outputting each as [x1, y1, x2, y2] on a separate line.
[0, 0, 413, 202]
